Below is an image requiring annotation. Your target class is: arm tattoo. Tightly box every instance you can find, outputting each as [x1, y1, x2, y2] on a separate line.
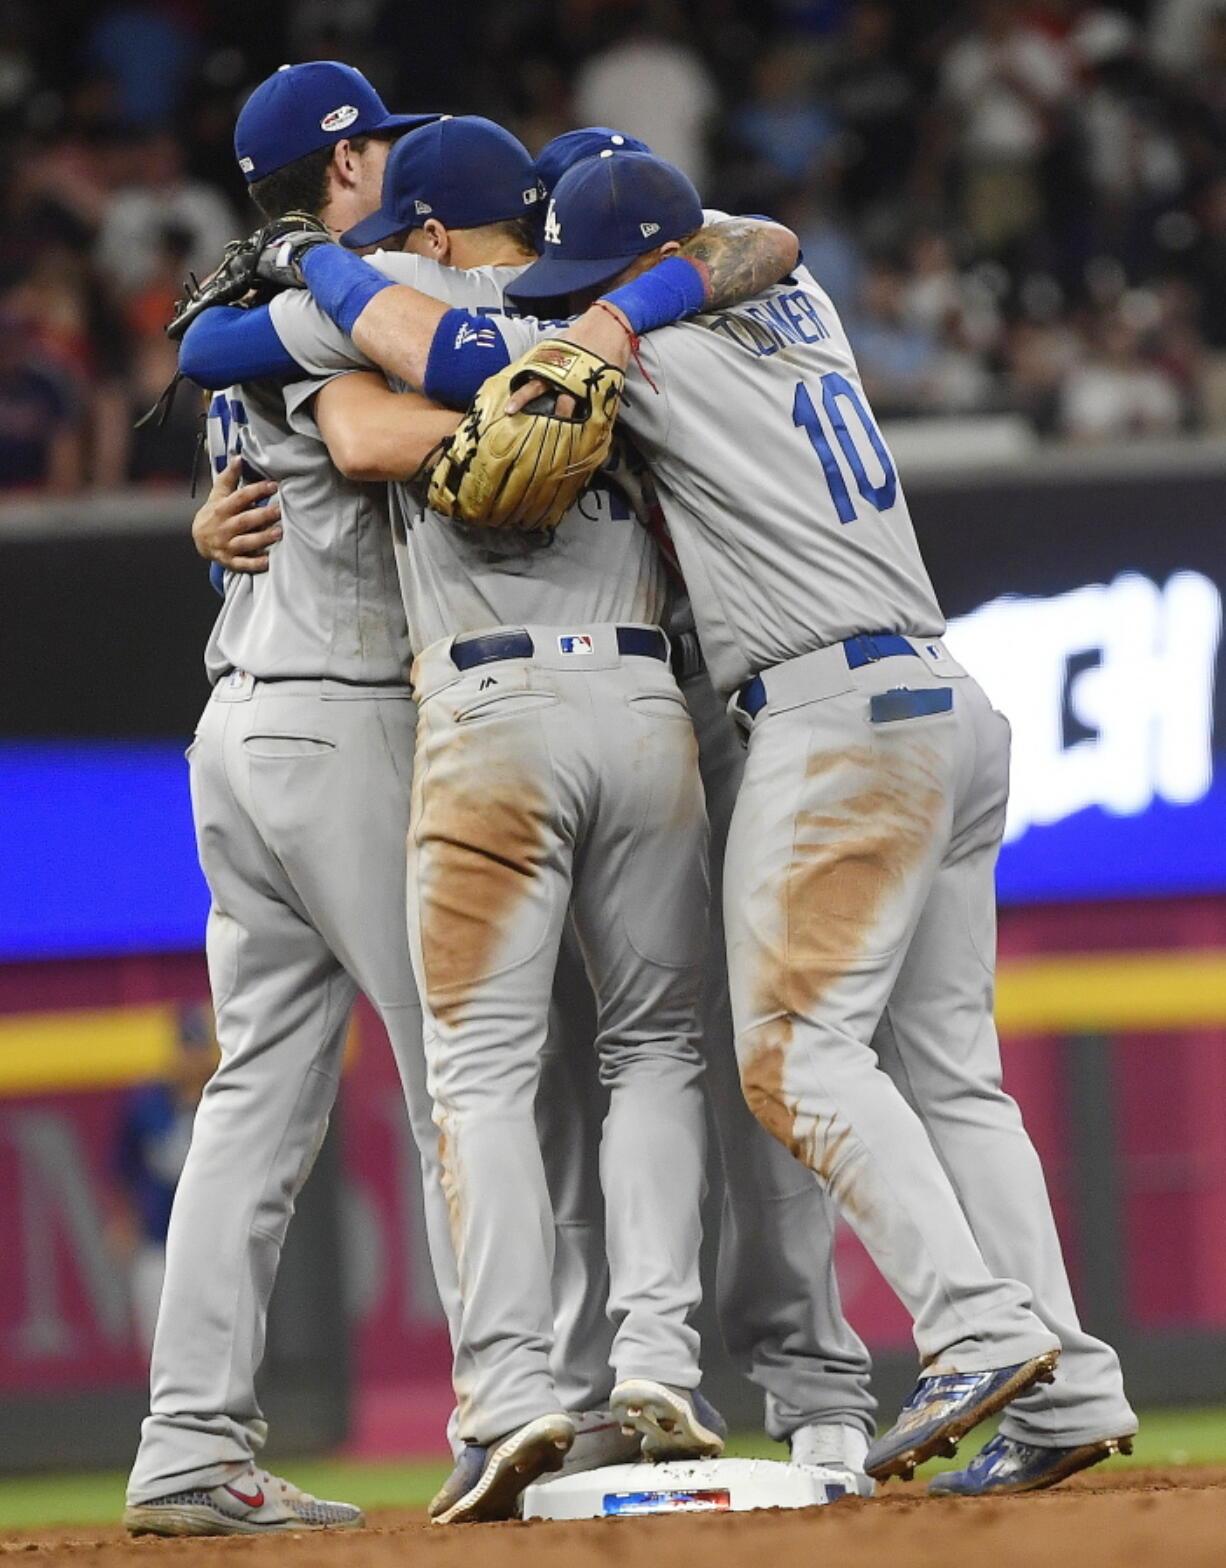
[679, 218, 800, 310]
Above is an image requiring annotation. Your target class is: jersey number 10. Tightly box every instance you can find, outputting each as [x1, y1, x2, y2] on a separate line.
[793, 373, 897, 524]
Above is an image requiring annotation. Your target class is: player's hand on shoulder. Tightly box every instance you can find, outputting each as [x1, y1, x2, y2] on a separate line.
[193, 456, 282, 573]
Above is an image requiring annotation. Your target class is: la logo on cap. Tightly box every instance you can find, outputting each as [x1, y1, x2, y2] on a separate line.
[544, 201, 562, 246]
[320, 104, 359, 132]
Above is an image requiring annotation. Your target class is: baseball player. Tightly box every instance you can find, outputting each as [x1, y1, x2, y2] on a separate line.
[184, 122, 881, 1496]
[257, 115, 718, 1525]
[122, 63, 454, 1538]
[533, 129, 876, 1484]
[309, 149, 1138, 1494]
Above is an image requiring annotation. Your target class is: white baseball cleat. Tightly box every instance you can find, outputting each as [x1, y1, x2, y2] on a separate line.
[123, 1466, 364, 1536]
[789, 1420, 876, 1497]
[610, 1379, 726, 1461]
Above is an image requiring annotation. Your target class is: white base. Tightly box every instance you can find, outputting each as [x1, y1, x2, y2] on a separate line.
[521, 1457, 870, 1520]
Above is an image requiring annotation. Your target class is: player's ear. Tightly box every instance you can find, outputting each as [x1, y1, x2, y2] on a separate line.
[657, 240, 682, 261]
[330, 138, 360, 190]
[421, 219, 450, 261]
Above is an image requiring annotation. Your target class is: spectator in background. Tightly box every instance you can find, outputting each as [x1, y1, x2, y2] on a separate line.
[0, 296, 83, 491]
[573, 2, 717, 188]
[94, 129, 235, 301]
[1058, 304, 1184, 440]
[730, 42, 841, 186]
[1003, 313, 1081, 433]
[775, 185, 863, 314]
[85, 2, 199, 128]
[848, 259, 940, 415]
[1148, 0, 1226, 77]
[124, 225, 205, 483]
[111, 1003, 219, 1353]
[824, 0, 917, 223]
[939, 0, 1073, 256]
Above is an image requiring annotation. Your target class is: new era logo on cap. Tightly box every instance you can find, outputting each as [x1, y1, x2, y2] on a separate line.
[559, 634, 594, 655]
[506, 150, 704, 305]
[320, 104, 359, 131]
[340, 116, 537, 248]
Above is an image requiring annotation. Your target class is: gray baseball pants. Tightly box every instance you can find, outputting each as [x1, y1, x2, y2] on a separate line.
[534, 663, 875, 1439]
[128, 675, 456, 1502]
[723, 639, 1134, 1441]
[408, 625, 710, 1446]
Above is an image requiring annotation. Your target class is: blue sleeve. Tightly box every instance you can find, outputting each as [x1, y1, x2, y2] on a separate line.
[423, 309, 513, 408]
[179, 306, 303, 389]
[299, 245, 394, 334]
[209, 562, 226, 596]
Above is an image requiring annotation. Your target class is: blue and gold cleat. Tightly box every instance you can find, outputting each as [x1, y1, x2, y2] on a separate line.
[429, 1412, 574, 1524]
[865, 1350, 1060, 1482]
[928, 1431, 1134, 1496]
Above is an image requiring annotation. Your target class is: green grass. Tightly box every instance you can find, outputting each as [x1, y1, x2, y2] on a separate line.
[1, 1407, 1223, 1534]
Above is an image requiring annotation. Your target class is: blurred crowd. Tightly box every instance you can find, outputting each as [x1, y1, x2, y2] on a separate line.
[4, 0, 1226, 495]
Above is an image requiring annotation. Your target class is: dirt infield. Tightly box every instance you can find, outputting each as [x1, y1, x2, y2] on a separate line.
[6, 1468, 1224, 1568]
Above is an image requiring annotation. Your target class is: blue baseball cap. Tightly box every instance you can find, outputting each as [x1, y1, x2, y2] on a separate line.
[234, 62, 440, 184]
[533, 127, 652, 197]
[341, 116, 542, 249]
[507, 151, 703, 303]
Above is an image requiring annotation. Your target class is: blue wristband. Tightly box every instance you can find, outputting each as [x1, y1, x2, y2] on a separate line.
[300, 245, 393, 336]
[601, 256, 708, 336]
[424, 309, 512, 408]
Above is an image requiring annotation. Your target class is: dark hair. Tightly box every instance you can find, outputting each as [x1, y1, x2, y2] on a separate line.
[489, 216, 538, 255]
[249, 132, 389, 221]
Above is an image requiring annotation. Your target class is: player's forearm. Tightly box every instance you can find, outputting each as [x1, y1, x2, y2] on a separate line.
[590, 219, 801, 344]
[332, 404, 460, 482]
[294, 246, 447, 388]
[679, 217, 800, 310]
[349, 287, 449, 389]
[315, 374, 460, 482]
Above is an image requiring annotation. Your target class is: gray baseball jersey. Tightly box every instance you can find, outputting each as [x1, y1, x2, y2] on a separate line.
[471, 266, 1134, 1442]
[202, 380, 409, 686]
[483, 265, 943, 696]
[276, 252, 709, 1449]
[270, 254, 667, 652]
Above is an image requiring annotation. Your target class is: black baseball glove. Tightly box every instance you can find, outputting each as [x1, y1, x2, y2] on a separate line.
[165, 212, 331, 341]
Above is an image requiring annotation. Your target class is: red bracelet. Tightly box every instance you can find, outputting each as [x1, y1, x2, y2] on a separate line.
[591, 299, 657, 392]
[592, 298, 636, 341]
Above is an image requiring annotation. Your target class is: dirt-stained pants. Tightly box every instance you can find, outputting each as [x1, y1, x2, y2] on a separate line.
[409, 625, 710, 1446]
[540, 664, 876, 1439]
[724, 639, 1133, 1441]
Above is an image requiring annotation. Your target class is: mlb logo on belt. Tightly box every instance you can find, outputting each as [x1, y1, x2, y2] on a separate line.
[559, 634, 594, 655]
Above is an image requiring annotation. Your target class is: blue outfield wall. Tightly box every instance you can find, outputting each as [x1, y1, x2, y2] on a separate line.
[1, 732, 1225, 962]
[0, 741, 207, 961]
